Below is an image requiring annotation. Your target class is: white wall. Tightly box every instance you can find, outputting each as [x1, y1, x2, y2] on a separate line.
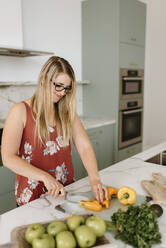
[0, 0, 22, 47]
[143, 0, 166, 149]
[0, 0, 82, 81]
[22, 0, 82, 81]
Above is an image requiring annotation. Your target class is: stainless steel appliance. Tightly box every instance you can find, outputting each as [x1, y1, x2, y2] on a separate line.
[120, 68, 144, 100]
[145, 151, 166, 166]
[119, 98, 143, 149]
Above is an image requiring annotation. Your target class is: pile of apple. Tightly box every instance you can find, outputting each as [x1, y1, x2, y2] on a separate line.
[25, 215, 106, 248]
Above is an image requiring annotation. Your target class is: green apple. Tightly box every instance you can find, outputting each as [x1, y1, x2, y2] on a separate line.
[56, 231, 76, 248]
[67, 215, 85, 231]
[32, 233, 55, 248]
[25, 223, 45, 244]
[85, 215, 106, 238]
[75, 225, 96, 248]
[47, 221, 67, 236]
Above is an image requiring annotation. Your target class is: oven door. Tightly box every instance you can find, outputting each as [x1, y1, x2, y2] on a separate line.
[119, 108, 143, 149]
[121, 77, 143, 99]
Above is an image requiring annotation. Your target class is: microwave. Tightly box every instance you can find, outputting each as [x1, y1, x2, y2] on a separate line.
[120, 69, 144, 99]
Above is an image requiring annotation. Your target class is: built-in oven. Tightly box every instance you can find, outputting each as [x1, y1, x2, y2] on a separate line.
[120, 68, 144, 99]
[119, 98, 143, 149]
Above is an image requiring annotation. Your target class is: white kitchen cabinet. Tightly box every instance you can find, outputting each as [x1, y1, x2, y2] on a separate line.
[120, 0, 146, 46]
[71, 124, 115, 181]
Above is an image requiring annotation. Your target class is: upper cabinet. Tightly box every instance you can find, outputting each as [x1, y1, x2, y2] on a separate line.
[120, 0, 146, 47]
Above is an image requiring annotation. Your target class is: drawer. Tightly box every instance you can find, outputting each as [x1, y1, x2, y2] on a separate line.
[118, 143, 142, 162]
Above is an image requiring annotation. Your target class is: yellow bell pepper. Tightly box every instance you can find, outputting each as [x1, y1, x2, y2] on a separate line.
[78, 200, 103, 211]
[102, 199, 110, 209]
[117, 186, 137, 205]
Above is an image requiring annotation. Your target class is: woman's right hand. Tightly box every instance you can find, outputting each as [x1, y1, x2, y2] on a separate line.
[43, 173, 66, 198]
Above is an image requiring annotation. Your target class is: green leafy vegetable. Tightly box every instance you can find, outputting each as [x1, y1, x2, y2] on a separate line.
[106, 202, 162, 248]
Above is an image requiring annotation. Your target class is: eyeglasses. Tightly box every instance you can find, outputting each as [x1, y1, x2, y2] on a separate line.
[52, 82, 72, 94]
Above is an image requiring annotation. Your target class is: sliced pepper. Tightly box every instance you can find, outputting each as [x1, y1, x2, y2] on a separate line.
[106, 186, 118, 200]
[117, 186, 137, 205]
[78, 200, 102, 211]
[102, 199, 110, 209]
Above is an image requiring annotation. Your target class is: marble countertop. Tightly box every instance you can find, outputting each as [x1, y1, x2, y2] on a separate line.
[0, 80, 90, 87]
[0, 117, 115, 130]
[80, 117, 116, 129]
[1, 142, 166, 246]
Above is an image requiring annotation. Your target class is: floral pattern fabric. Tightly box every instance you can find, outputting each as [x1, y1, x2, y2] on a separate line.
[15, 102, 74, 206]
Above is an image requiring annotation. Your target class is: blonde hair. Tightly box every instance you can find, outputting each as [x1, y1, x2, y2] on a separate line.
[31, 56, 76, 146]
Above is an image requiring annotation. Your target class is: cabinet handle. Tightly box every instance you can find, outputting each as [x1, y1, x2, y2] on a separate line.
[128, 62, 138, 66]
[131, 37, 136, 41]
[88, 131, 97, 137]
[127, 148, 136, 154]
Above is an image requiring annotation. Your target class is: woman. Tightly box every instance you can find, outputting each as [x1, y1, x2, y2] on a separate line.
[1, 56, 107, 206]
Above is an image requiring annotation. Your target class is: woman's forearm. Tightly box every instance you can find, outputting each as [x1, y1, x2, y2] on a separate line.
[2, 155, 47, 182]
[2, 154, 66, 198]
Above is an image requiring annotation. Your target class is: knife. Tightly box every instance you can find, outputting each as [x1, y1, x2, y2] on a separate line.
[55, 204, 66, 213]
[54, 191, 91, 213]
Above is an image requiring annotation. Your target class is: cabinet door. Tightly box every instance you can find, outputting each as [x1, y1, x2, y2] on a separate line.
[99, 125, 115, 169]
[71, 127, 101, 180]
[120, 0, 146, 46]
[88, 132, 101, 170]
[87, 125, 115, 171]
[0, 191, 17, 214]
[120, 43, 145, 69]
[71, 125, 115, 180]
[71, 143, 88, 181]
[0, 167, 15, 195]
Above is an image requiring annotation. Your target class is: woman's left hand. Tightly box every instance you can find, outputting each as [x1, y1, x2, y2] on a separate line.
[90, 181, 108, 202]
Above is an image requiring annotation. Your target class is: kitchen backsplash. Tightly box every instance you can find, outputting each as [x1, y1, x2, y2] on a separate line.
[0, 82, 83, 120]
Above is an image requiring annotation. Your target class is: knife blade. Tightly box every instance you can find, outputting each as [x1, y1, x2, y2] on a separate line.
[54, 191, 90, 213]
[55, 204, 66, 213]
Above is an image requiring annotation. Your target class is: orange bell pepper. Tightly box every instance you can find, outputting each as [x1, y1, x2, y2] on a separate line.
[106, 186, 118, 200]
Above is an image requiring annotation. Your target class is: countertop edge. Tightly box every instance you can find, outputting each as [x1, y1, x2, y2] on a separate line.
[0, 119, 116, 130]
[0, 80, 90, 87]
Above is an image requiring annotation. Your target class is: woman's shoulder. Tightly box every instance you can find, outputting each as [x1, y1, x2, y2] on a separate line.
[10, 101, 27, 113]
[7, 99, 31, 127]
[11, 99, 31, 112]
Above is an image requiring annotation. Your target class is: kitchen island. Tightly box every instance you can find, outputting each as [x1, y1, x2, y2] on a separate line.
[0, 142, 166, 247]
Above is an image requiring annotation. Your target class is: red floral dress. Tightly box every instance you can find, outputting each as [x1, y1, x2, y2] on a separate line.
[15, 101, 74, 206]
